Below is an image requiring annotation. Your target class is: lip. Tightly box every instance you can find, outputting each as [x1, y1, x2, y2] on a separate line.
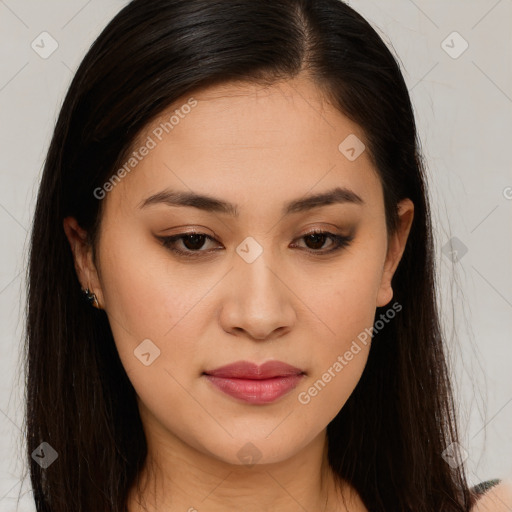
[203, 360, 305, 404]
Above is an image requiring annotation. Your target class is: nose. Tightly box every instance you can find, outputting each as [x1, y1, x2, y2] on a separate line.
[218, 247, 296, 341]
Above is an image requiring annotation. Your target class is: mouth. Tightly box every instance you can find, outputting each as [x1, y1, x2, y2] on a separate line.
[202, 360, 306, 405]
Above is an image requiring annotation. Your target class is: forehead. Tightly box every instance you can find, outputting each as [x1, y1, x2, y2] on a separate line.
[103, 77, 383, 217]
[140, 77, 359, 153]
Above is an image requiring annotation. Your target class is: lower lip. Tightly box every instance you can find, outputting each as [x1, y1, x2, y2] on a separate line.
[203, 374, 304, 404]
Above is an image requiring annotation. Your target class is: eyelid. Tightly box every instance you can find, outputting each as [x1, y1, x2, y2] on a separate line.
[156, 227, 354, 258]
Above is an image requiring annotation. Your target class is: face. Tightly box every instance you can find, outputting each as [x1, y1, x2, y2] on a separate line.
[64, 76, 413, 467]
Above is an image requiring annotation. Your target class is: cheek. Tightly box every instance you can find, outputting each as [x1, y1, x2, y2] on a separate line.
[291, 240, 385, 418]
[296, 240, 386, 349]
[98, 243, 210, 434]
[97, 231, 208, 376]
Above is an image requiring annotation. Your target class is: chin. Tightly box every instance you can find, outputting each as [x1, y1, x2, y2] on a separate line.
[194, 429, 317, 468]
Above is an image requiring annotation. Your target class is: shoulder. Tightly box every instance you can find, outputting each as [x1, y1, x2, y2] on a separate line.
[471, 479, 512, 512]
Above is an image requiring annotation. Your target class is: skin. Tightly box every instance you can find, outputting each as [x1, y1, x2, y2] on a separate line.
[64, 75, 414, 512]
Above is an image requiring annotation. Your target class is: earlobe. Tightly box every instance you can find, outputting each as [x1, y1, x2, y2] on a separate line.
[376, 199, 414, 308]
[63, 216, 104, 308]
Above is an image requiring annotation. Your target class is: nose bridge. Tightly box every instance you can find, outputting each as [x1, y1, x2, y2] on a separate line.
[235, 236, 281, 304]
[220, 235, 295, 339]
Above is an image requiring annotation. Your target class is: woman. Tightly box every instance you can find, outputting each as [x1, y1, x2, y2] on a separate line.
[24, 0, 511, 511]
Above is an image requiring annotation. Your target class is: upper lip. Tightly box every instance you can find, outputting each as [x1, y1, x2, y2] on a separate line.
[203, 360, 304, 379]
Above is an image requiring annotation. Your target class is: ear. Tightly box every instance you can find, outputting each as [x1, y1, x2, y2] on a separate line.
[63, 216, 104, 308]
[376, 198, 414, 308]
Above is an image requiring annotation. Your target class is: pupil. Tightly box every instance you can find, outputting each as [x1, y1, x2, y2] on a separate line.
[183, 234, 205, 250]
[306, 233, 326, 250]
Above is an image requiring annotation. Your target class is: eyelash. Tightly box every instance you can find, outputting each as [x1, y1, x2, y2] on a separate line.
[157, 229, 354, 258]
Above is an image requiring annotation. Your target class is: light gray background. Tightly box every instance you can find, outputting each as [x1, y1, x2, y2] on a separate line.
[1, 0, 511, 509]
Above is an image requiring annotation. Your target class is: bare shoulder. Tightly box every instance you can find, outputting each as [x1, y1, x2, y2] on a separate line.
[471, 479, 512, 512]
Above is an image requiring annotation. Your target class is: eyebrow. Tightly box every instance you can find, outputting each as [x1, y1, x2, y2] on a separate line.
[139, 186, 364, 216]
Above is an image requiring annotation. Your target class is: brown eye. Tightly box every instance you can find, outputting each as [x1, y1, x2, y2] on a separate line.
[158, 229, 353, 259]
[158, 232, 220, 257]
[303, 232, 331, 250]
[292, 230, 354, 255]
[180, 233, 208, 251]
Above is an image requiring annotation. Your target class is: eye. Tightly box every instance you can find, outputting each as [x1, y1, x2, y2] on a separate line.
[157, 232, 220, 257]
[291, 229, 354, 254]
[157, 229, 354, 258]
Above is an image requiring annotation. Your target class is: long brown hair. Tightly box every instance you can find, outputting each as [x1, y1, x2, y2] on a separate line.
[25, 0, 476, 510]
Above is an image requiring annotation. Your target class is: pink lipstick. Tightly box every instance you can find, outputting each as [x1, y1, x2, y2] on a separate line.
[203, 360, 305, 404]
